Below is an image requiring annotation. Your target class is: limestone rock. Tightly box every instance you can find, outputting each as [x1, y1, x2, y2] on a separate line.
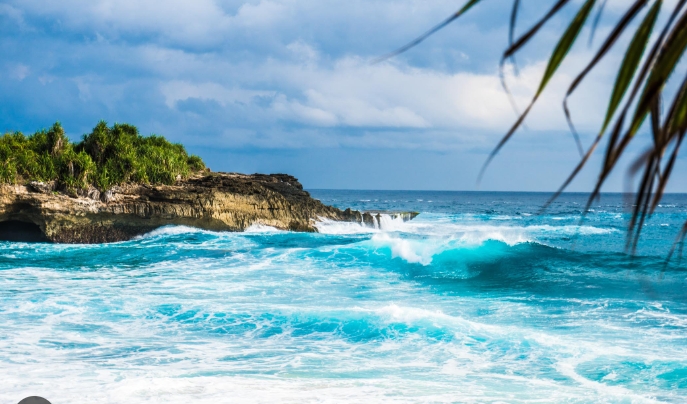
[0, 173, 374, 243]
[28, 181, 56, 194]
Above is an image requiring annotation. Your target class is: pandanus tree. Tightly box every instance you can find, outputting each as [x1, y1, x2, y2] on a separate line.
[382, 0, 687, 254]
[0, 121, 206, 193]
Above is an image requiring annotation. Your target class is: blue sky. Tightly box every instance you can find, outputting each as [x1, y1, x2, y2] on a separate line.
[1, 0, 684, 191]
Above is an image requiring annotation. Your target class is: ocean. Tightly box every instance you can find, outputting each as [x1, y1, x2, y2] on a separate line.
[1, 191, 686, 403]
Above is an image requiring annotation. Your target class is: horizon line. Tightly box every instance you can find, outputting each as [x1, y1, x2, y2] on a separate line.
[306, 189, 687, 195]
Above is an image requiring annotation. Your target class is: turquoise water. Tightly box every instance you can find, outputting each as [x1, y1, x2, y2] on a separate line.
[1, 191, 687, 403]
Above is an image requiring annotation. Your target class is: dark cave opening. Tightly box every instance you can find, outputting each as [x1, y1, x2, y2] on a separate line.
[0, 220, 49, 242]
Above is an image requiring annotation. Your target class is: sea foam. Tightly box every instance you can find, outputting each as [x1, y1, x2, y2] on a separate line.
[1, 191, 685, 403]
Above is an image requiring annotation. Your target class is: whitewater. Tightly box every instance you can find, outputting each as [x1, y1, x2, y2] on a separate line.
[1, 191, 686, 403]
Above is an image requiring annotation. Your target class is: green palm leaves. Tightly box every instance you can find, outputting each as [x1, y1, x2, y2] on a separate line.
[604, 1, 660, 136]
[482, 0, 597, 178]
[383, 0, 687, 251]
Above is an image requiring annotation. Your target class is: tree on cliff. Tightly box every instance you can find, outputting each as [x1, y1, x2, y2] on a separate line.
[0, 122, 206, 195]
[382, 0, 687, 253]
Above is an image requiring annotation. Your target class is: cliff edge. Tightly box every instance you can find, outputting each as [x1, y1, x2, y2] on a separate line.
[0, 172, 381, 243]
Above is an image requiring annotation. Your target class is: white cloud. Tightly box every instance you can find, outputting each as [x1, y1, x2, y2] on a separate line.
[156, 48, 610, 137]
[9, 63, 30, 81]
[235, 1, 287, 27]
[9, 0, 233, 47]
[160, 80, 273, 108]
[286, 41, 319, 65]
[5, 0, 465, 49]
[148, 47, 617, 154]
[2, 0, 624, 152]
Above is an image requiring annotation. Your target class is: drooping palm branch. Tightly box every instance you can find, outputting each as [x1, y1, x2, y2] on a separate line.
[382, 0, 687, 254]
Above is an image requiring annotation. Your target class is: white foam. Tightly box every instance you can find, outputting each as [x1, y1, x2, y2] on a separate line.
[455, 225, 531, 246]
[137, 224, 284, 239]
[492, 215, 522, 220]
[371, 233, 438, 265]
[319, 214, 617, 266]
[316, 214, 412, 234]
[244, 224, 283, 233]
[1, 257, 681, 404]
[315, 219, 378, 235]
[364, 304, 502, 333]
[138, 225, 211, 238]
[375, 213, 614, 239]
[376, 214, 407, 232]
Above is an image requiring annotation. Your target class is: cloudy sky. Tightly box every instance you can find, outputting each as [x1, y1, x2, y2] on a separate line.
[0, 0, 684, 191]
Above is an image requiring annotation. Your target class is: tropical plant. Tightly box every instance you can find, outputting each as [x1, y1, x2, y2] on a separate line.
[382, 0, 687, 253]
[0, 121, 206, 194]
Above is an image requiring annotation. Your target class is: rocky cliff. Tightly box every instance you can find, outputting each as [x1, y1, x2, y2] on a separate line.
[0, 172, 416, 244]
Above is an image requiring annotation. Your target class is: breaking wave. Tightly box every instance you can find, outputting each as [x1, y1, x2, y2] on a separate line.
[2, 191, 687, 403]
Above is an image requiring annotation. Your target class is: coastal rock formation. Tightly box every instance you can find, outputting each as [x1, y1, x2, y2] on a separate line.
[0, 173, 415, 244]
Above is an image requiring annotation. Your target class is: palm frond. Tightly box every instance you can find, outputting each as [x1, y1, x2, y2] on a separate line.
[382, 0, 687, 253]
[479, 0, 596, 183]
[372, 0, 483, 64]
[508, 0, 521, 73]
[563, 0, 651, 154]
[589, 0, 609, 46]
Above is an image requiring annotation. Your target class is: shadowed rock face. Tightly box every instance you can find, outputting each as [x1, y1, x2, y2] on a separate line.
[0, 173, 366, 244]
[0, 220, 49, 242]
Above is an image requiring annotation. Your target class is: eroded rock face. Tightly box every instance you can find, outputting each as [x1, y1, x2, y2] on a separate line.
[0, 173, 364, 243]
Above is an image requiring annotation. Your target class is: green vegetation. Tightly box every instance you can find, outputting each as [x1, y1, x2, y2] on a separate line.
[0, 121, 206, 193]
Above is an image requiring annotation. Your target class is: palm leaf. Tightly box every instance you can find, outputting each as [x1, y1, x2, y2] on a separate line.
[508, 0, 521, 72]
[503, 0, 573, 59]
[540, 0, 597, 91]
[599, 0, 661, 137]
[373, 0, 483, 63]
[563, 0, 651, 148]
[628, 8, 687, 140]
[479, 0, 596, 182]
[564, 0, 650, 158]
[381, 0, 687, 252]
[588, 0, 609, 46]
[583, 0, 686, 214]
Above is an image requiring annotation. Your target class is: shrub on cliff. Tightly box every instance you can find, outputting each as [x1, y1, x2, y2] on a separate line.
[79, 121, 205, 190]
[0, 121, 206, 193]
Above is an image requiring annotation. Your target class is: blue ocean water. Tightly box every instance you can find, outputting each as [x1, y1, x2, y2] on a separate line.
[1, 191, 687, 403]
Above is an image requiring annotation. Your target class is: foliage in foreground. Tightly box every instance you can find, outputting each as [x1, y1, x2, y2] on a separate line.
[0, 121, 206, 193]
[385, 0, 687, 252]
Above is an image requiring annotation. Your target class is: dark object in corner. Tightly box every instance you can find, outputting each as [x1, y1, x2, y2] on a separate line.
[18, 397, 52, 404]
[0, 220, 49, 243]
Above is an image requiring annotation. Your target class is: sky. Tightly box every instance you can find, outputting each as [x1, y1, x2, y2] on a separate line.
[0, 0, 685, 191]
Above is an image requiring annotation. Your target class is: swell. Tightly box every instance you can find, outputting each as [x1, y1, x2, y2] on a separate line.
[3, 228, 687, 401]
[2, 222, 685, 302]
[362, 234, 687, 301]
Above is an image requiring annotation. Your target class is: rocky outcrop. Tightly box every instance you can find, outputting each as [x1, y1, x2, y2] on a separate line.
[0, 173, 363, 243]
[0, 173, 383, 244]
[361, 211, 420, 228]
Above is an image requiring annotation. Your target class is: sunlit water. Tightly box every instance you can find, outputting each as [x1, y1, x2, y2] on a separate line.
[1, 191, 687, 403]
